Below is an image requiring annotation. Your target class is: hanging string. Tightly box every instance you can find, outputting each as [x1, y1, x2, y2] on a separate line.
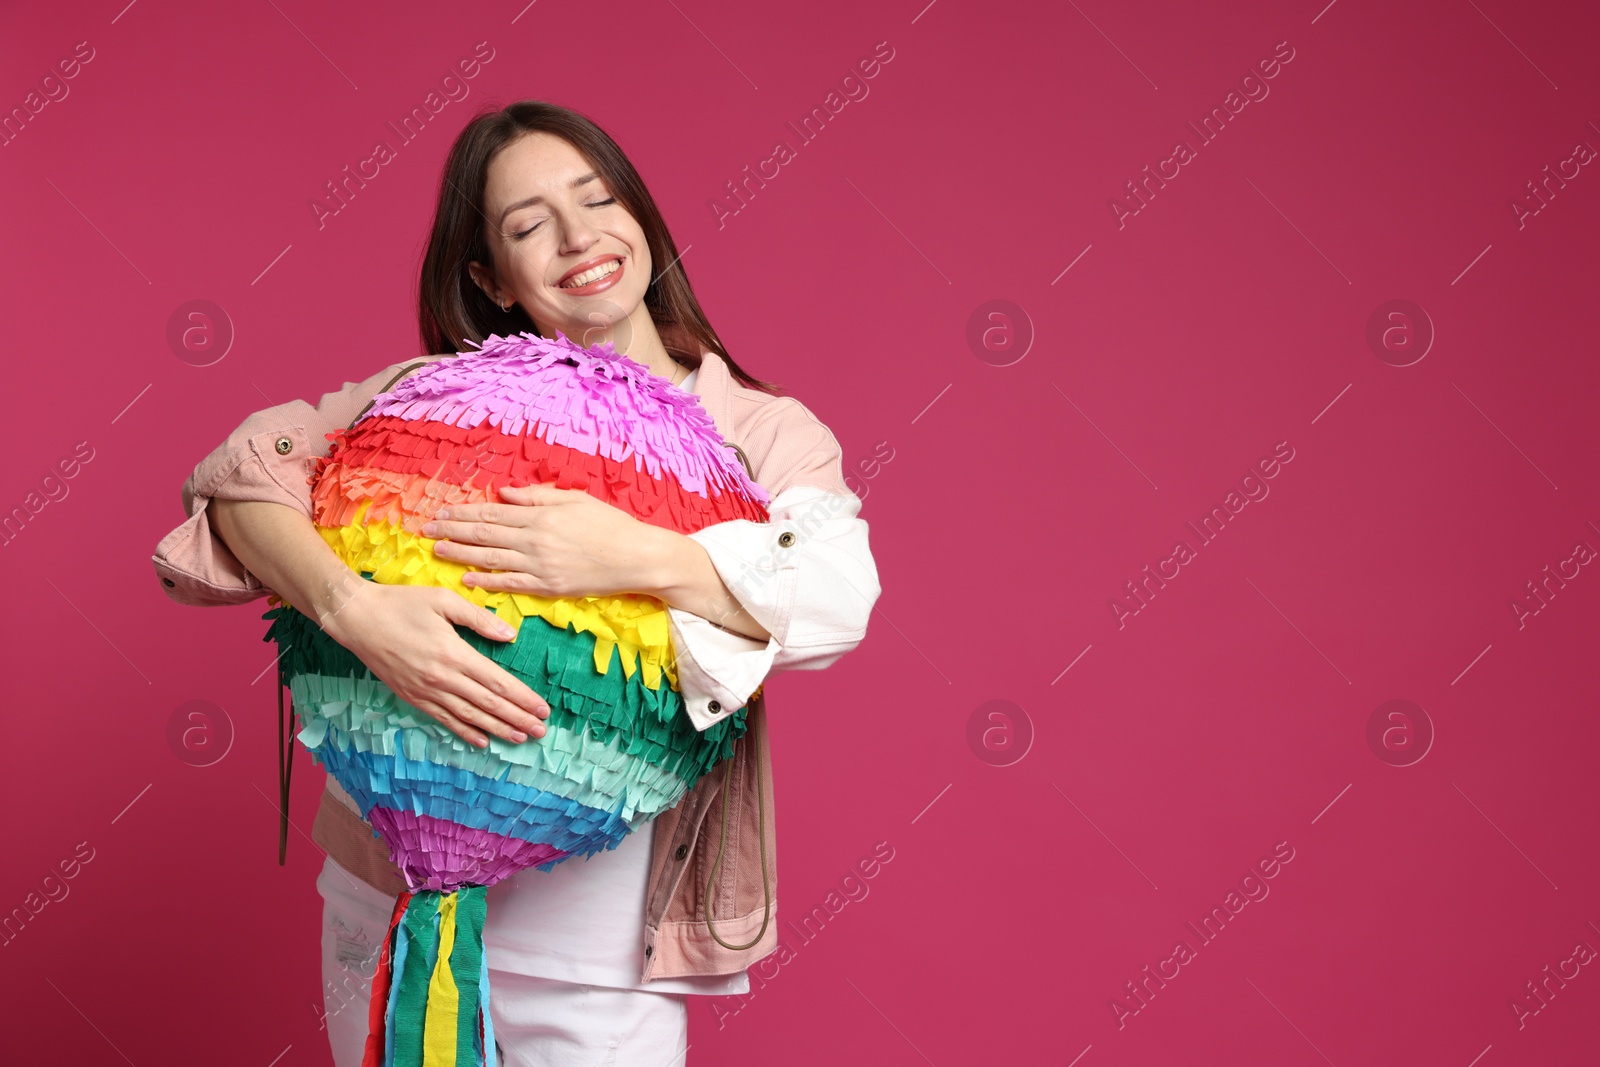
[277, 656, 295, 865]
[702, 690, 771, 951]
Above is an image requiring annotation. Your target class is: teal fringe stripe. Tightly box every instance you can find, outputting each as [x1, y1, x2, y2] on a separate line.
[289, 675, 690, 823]
[452, 887, 488, 1065]
[263, 594, 748, 788]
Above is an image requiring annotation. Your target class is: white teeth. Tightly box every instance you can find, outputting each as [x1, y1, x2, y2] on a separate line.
[559, 260, 620, 288]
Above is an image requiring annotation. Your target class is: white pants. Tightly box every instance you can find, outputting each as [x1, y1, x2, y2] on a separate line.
[316, 855, 689, 1066]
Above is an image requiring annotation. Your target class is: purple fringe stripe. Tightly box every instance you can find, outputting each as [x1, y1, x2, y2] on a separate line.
[366, 330, 770, 505]
[366, 807, 573, 893]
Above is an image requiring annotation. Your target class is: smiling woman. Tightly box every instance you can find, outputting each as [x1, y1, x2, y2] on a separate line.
[419, 105, 773, 394]
[152, 99, 880, 1067]
[467, 139, 648, 330]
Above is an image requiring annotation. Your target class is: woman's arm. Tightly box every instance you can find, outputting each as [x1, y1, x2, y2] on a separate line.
[438, 484, 772, 641]
[159, 361, 877, 743]
[208, 498, 550, 748]
[154, 358, 435, 605]
[668, 396, 882, 730]
[153, 356, 550, 749]
[428, 395, 882, 733]
[665, 483, 880, 730]
[644, 526, 775, 641]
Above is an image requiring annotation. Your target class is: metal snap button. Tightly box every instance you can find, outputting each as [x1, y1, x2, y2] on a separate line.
[644, 945, 652, 957]
[777, 531, 795, 548]
[274, 435, 294, 455]
[161, 577, 175, 587]
[674, 843, 689, 860]
[707, 700, 721, 714]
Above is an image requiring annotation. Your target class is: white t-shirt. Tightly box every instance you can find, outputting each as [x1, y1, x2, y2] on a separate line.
[482, 818, 750, 995]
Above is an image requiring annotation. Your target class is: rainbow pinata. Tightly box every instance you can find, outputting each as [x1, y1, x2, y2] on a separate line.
[262, 331, 769, 1066]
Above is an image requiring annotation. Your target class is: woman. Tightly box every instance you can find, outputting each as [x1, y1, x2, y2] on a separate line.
[152, 101, 881, 1065]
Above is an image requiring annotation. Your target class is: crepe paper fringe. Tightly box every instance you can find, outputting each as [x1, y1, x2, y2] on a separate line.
[289, 673, 690, 818]
[389, 810, 565, 890]
[362, 887, 493, 1067]
[271, 574, 676, 724]
[361, 890, 408, 1067]
[383, 894, 411, 1063]
[265, 600, 748, 786]
[290, 675, 689, 820]
[477, 949, 496, 1066]
[367, 807, 575, 890]
[313, 508, 675, 689]
[306, 739, 644, 884]
[300, 732, 632, 883]
[322, 737, 634, 851]
[311, 415, 768, 534]
[354, 331, 770, 507]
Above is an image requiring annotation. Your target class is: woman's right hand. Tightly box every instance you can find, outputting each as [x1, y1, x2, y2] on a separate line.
[317, 580, 551, 749]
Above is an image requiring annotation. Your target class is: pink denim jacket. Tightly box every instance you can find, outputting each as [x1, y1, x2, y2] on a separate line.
[151, 336, 880, 983]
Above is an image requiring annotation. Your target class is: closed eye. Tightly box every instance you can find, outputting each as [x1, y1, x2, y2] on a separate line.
[512, 198, 618, 240]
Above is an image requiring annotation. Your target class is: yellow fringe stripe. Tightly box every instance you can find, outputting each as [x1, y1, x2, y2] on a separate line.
[422, 892, 460, 1067]
[316, 502, 675, 690]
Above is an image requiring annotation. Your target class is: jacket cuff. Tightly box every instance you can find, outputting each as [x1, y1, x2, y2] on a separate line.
[191, 424, 322, 516]
[668, 606, 779, 731]
[152, 493, 271, 606]
[684, 520, 801, 646]
[153, 425, 323, 606]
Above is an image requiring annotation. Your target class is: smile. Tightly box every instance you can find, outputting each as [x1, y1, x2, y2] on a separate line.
[558, 258, 622, 289]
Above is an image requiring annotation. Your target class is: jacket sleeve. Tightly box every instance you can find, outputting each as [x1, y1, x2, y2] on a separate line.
[669, 398, 882, 731]
[151, 360, 422, 607]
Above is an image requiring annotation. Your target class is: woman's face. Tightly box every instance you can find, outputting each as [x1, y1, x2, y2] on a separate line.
[469, 131, 652, 348]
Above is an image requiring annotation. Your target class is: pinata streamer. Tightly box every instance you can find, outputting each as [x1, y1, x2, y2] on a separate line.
[263, 332, 770, 1066]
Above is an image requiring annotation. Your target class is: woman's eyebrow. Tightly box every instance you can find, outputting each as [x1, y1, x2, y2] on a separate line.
[497, 172, 600, 224]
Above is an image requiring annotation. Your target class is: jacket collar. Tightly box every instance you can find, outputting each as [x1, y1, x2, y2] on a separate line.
[661, 321, 736, 441]
[687, 346, 736, 442]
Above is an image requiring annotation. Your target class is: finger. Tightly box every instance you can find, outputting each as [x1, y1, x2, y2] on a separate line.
[425, 682, 544, 746]
[439, 671, 548, 740]
[431, 591, 550, 722]
[434, 588, 522, 644]
[496, 483, 583, 506]
[426, 646, 547, 730]
[434, 540, 522, 572]
[439, 486, 575, 526]
[426, 698, 508, 749]
[460, 568, 543, 595]
[410, 699, 489, 749]
[450, 599, 518, 643]
[457, 653, 551, 723]
[424, 515, 521, 547]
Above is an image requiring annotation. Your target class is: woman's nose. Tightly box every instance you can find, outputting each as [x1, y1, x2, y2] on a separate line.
[558, 212, 601, 252]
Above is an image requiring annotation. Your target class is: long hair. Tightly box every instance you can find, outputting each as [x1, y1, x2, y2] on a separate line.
[417, 100, 776, 392]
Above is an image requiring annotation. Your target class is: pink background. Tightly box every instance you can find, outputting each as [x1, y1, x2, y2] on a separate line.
[3, 0, 1598, 1063]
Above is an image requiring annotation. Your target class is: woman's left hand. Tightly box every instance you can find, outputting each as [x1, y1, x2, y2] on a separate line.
[420, 484, 669, 599]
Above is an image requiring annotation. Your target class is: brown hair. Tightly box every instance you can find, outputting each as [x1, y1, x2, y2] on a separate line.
[416, 100, 776, 392]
